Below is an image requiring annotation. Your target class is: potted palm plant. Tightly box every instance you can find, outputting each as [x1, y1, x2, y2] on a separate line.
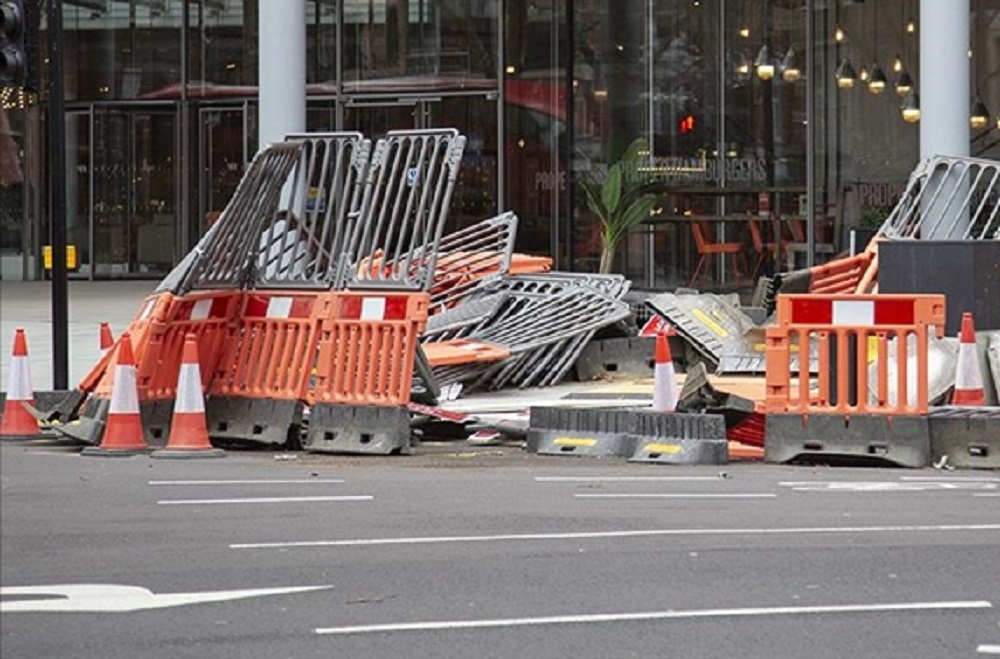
[579, 137, 659, 274]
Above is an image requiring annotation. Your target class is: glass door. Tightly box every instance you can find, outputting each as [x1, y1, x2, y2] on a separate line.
[198, 106, 249, 234]
[66, 110, 93, 277]
[89, 108, 179, 278]
[343, 100, 420, 138]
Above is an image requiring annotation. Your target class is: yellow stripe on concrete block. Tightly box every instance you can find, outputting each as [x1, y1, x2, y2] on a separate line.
[553, 437, 598, 448]
[640, 443, 683, 454]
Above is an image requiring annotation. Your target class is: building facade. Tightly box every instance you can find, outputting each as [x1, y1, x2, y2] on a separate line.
[1, 0, 998, 287]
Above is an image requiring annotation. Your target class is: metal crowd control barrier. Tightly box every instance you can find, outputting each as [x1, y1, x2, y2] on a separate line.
[343, 129, 467, 291]
[765, 293, 946, 467]
[421, 212, 518, 312]
[879, 155, 1000, 241]
[255, 133, 371, 288]
[183, 143, 303, 292]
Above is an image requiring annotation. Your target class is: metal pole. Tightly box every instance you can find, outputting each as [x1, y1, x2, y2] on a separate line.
[564, 0, 575, 271]
[48, 0, 68, 390]
[805, 0, 815, 267]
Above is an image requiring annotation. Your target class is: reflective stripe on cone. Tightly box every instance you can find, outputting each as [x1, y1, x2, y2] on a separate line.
[152, 334, 224, 459]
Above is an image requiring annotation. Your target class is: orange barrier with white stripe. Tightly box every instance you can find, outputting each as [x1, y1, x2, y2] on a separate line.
[210, 292, 325, 400]
[136, 291, 241, 400]
[766, 294, 945, 416]
[83, 292, 177, 398]
[310, 292, 429, 406]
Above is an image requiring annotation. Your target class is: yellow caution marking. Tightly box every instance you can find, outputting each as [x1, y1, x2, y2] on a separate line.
[553, 437, 597, 447]
[641, 443, 683, 454]
[692, 309, 729, 338]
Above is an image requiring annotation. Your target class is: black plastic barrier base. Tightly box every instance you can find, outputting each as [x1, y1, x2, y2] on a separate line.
[206, 397, 302, 447]
[765, 413, 930, 468]
[304, 404, 412, 455]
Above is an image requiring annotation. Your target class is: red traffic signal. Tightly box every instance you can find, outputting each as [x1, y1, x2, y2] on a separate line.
[679, 114, 696, 134]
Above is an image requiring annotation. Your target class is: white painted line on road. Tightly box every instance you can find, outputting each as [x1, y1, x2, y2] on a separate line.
[149, 479, 346, 486]
[231, 523, 1000, 550]
[1, 584, 332, 613]
[900, 476, 1000, 482]
[535, 476, 721, 482]
[977, 645, 1000, 654]
[781, 481, 997, 492]
[315, 600, 992, 636]
[573, 493, 776, 499]
[973, 494, 1000, 498]
[158, 496, 372, 506]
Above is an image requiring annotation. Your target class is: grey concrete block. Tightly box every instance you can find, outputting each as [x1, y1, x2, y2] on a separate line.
[765, 413, 930, 468]
[304, 404, 412, 455]
[929, 406, 1000, 470]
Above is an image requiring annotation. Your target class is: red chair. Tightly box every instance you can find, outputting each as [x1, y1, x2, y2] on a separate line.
[748, 215, 786, 280]
[689, 220, 745, 287]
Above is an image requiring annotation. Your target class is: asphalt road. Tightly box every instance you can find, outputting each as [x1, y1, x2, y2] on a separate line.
[2, 440, 999, 659]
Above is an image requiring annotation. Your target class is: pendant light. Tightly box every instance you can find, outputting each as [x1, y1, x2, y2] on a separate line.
[901, 89, 921, 123]
[970, 0, 991, 130]
[895, 70, 914, 97]
[970, 96, 990, 130]
[867, 0, 886, 94]
[836, 58, 857, 89]
[755, 42, 775, 80]
[781, 47, 800, 82]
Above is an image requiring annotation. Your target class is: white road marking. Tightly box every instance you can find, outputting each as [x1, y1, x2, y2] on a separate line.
[977, 645, 1000, 654]
[1, 584, 332, 613]
[315, 600, 992, 636]
[974, 494, 1000, 498]
[781, 481, 998, 492]
[158, 496, 372, 505]
[900, 476, 1000, 482]
[149, 479, 346, 486]
[573, 493, 776, 499]
[535, 476, 721, 482]
[231, 523, 1000, 550]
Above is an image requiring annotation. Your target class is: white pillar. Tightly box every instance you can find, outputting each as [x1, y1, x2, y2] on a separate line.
[919, 0, 970, 238]
[920, 0, 969, 160]
[258, 0, 306, 152]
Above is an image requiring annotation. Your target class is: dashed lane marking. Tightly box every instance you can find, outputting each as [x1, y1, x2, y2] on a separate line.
[781, 481, 998, 492]
[157, 496, 372, 505]
[534, 476, 722, 482]
[573, 493, 776, 499]
[230, 524, 1000, 550]
[149, 479, 346, 485]
[977, 645, 1000, 655]
[315, 600, 992, 636]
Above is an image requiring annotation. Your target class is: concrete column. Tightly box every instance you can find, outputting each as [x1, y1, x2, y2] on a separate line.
[920, 0, 969, 160]
[919, 0, 970, 238]
[258, 0, 306, 152]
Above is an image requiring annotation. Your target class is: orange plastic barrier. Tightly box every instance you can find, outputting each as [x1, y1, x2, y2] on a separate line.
[421, 339, 510, 368]
[806, 250, 875, 294]
[310, 292, 429, 406]
[507, 253, 553, 275]
[83, 292, 177, 397]
[766, 294, 945, 416]
[136, 291, 242, 400]
[210, 292, 326, 401]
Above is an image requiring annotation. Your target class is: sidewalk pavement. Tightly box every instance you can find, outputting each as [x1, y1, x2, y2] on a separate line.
[1, 281, 156, 390]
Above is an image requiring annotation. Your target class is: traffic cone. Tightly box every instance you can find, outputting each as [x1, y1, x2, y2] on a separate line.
[1, 329, 44, 440]
[99, 323, 114, 354]
[652, 330, 679, 413]
[151, 334, 224, 459]
[82, 333, 149, 456]
[952, 312, 986, 406]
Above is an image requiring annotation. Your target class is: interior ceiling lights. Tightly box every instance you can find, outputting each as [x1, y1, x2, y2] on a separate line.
[836, 58, 857, 89]
[901, 89, 921, 122]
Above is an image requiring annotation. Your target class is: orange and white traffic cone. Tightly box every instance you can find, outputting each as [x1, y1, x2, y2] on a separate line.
[99, 322, 114, 354]
[952, 312, 986, 406]
[82, 332, 149, 456]
[1, 329, 44, 440]
[652, 330, 679, 413]
[152, 334, 223, 459]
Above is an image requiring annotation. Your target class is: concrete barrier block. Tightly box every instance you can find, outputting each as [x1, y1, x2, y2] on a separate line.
[304, 404, 412, 455]
[206, 396, 302, 447]
[929, 406, 1000, 470]
[765, 413, 930, 468]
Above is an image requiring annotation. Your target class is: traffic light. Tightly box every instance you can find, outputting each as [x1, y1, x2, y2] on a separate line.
[0, 0, 27, 88]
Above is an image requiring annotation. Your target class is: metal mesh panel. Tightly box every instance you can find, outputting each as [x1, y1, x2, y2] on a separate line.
[880, 155, 1000, 241]
[182, 143, 303, 292]
[343, 129, 467, 290]
[254, 133, 371, 288]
